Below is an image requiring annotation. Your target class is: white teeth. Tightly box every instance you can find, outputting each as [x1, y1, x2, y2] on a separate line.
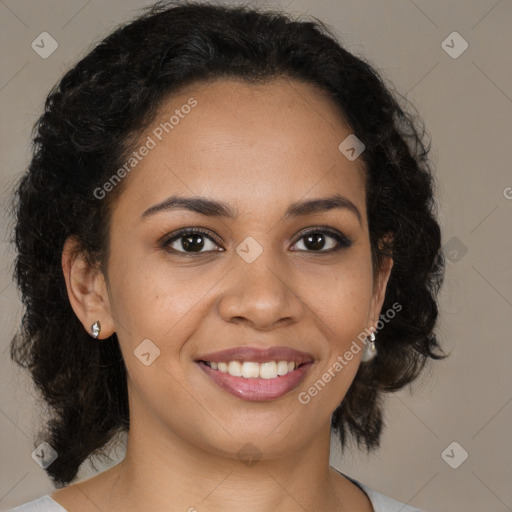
[227, 361, 242, 377]
[260, 361, 277, 379]
[241, 361, 260, 378]
[277, 361, 289, 375]
[206, 360, 299, 378]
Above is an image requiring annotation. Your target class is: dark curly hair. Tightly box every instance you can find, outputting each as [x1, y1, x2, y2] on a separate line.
[9, 0, 447, 486]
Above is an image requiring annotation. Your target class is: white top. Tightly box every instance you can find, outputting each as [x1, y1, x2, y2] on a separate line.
[4, 473, 426, 512]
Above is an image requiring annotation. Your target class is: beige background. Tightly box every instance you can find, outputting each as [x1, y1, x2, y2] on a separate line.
[1, 1, 511, 511]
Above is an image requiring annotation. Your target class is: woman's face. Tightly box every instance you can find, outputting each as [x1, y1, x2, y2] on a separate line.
[98, 78, 392, 459]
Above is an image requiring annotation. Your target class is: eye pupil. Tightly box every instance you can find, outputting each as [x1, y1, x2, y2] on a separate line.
[165, 227, 348, 255]
[182, 234, 205, 252]
[304, 233, 325, 251]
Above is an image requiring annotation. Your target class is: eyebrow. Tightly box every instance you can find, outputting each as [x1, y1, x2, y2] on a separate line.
[140, 193, 362, 225]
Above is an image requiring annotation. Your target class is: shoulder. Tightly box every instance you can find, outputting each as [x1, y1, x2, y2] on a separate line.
[356, 481, 426, 512]
[3, 495, 67, 512]
[339, 470, 428, 512]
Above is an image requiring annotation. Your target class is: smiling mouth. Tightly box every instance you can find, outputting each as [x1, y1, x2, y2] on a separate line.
[196, 359, 314, 401]
[199, 360, 306, 379]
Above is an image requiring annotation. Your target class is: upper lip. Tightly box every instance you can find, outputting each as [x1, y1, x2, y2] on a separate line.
[196, 346, 314, 365]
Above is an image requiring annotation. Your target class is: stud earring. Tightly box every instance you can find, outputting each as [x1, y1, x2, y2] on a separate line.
[361, 330, 377, 362]
[90, 320, 101, 339]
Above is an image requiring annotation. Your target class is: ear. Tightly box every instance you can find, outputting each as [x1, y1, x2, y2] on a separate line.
[61, 235, 115, 339]
[368, 234, 394, 331]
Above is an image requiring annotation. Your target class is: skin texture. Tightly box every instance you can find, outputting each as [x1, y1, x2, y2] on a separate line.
[57, 78, 393, 512]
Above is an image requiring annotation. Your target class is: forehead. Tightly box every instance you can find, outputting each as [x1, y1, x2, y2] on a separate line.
[111, 78, 367, 223]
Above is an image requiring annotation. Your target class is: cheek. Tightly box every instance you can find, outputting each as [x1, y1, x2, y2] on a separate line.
[310, 259, 374, 337]
[109, 259, 220, 360]
[302, 270, 372, 409]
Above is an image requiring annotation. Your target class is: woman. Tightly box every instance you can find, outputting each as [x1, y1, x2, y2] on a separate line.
[7, 1, 446, 510]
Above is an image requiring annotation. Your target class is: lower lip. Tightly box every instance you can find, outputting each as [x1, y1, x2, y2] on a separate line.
[197, 361, 313, 401]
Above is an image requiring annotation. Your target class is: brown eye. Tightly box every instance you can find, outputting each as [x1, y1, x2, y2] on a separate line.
[291, 227, 352, 253]
[162, 228, 224, 254]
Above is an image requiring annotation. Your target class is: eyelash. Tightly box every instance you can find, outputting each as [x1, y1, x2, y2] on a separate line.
[161, 226, 352, 255]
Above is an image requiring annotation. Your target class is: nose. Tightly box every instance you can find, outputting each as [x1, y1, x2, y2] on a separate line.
[217, 248, 304, 331]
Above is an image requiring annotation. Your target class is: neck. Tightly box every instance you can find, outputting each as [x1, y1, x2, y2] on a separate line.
[103, 408, 356, 512]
